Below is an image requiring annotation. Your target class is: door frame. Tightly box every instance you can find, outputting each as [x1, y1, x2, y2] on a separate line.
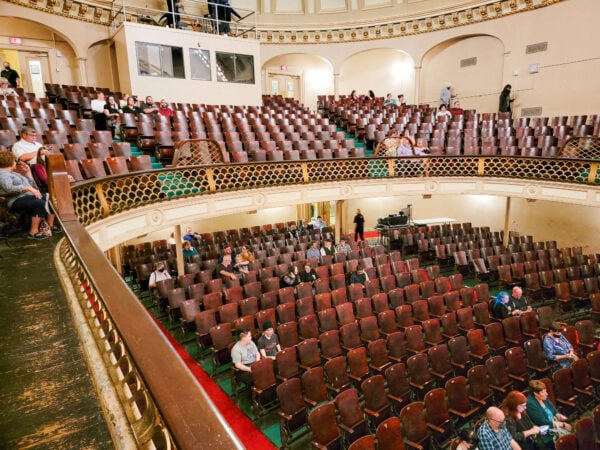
[265, 69, 304, 103]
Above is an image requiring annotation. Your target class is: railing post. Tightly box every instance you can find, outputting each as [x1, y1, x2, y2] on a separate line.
[588, 162, 598, 184]
[48, 153, 77, 222]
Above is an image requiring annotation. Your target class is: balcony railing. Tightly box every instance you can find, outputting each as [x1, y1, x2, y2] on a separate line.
[67, 154, 600, 226]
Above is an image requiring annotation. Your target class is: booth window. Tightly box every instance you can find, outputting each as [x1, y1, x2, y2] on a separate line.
[216, 52, 255, 84]
[189, 49, 211, 81]
[136, 42, 185, 78]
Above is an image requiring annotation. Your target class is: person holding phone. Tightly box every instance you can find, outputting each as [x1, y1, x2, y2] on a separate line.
[526, 379, 571, 449]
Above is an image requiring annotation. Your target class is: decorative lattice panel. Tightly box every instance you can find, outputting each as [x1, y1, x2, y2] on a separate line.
[212, 162, 305, 190]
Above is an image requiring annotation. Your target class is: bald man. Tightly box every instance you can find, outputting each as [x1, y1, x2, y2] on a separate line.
[477, 407, 521, 450]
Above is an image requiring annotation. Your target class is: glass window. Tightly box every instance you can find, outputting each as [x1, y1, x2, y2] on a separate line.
[189, 49, 211, 81]
[136, 42, 185, 78]
[215, 52, 255, 84]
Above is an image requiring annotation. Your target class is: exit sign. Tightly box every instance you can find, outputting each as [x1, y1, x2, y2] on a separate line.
[10, 37, 22, 44]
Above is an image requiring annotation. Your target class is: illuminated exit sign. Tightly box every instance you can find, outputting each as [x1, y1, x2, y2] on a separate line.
[10, 37, 22, 44]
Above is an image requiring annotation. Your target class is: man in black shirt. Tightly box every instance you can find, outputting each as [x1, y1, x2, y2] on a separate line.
[1, 62, 20, 88]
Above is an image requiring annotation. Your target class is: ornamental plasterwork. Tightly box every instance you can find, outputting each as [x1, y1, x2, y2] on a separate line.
[5, 0, 562, 43]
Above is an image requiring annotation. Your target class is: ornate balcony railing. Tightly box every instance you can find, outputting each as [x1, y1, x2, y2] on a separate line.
[69, 155, 599, 227]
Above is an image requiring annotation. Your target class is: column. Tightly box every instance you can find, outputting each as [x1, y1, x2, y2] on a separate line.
[333, 72, 340, 97]
[503, 197, 511, 247]
[174, 224, 184, 276]
[77, 57, 88, 86]
[334, 200, 344, 241]
[413, 65, 422, 105]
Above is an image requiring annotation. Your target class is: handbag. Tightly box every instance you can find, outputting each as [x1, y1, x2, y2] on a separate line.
[551, 418, 571, 439]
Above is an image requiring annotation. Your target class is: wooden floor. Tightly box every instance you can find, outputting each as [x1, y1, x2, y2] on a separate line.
[0, 235, 113, 449]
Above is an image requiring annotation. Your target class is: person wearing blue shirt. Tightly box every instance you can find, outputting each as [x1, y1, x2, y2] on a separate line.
[543, 322, 579, 368]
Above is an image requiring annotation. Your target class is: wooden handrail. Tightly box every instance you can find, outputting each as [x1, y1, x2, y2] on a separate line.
[51, 153, 243, 450]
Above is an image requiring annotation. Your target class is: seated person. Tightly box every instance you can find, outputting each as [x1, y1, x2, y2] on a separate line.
[257, 322, 281, 359]
[397, 94, 407, 107]
[526, 379, 571, 449]
[313, 216, 326, 230]
[320, 239, 335, 257]
[158, 99, 174, 118]
[500, 390, 543, 450]
[492, 291, 512, 319]
[140, 96, 159, 115]
[122, 95, 141, 115]
[231, 329, 260, 386]
[183, 226, 201, 242]
[299, 219, 313, 232]
[239, 245, 254, 262]
[298, 263, 318, 283]
[0, 150, 58, 240]
[0, 77, 17, 96]
[104, 96, 122, 137]
[436, 104, 452, 120]
[287, 224, 299, 240]
[148, 261, 172, 305]
[91, 92, 108, 130]
[449, 100, 464, 117]
[280, 266, 299, 288]
[414, 138, 430, 155]
[383, 93, 397, 106]
[335, 236, 352, 255]
[509, 286, 532, 315]
[476, 407, 520, 450]
[543, 322, 578, 368]
[350, 263, 369, 285]
[167, 232, 177, 245]
[12, 126, 44, 166]
[182, 241, 198, 261]
[218, 245, 236, 264]
[396, 136, 414, 156]
[233, 254, 249, 275]
[218, 254, 238, 282]
[306, 241, 321, 260]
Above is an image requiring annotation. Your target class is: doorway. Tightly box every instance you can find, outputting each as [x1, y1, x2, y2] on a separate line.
[22, 53, 51, 98]
[267, 73, 301, 101]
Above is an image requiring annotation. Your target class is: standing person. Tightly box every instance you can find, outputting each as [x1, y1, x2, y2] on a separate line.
[476, 407, 521, 450]
[0, 151, 58, 240]
[216, 0, 241, 35]
[543, 322, 578, 368]
[500, 391, 545, 450]
[1, 62, 20, 88]
[526, 379, 571, 449]
[231, 330, 260, 386]
[257, 322, 281, 359]
[439, 82, 454, 107]
[164, 0, 183, 28]
[499, 84, 515, 113]
[353, 208, 365, 242]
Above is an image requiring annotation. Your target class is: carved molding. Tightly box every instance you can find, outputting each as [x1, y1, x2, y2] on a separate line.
[4, 0, 563, 44]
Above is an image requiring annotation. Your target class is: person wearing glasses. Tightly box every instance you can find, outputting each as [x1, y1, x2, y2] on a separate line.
[543, 322, 578, 368]
[476, 406, 521, 450]
[500, 391, 545, 450]
[12, 126, 45, 166]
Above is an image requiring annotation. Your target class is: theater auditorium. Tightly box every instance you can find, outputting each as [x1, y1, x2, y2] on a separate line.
[0, 0, 599, 448]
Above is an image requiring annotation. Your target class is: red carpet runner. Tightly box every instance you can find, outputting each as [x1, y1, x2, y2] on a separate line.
[152, 318, 277, 449]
